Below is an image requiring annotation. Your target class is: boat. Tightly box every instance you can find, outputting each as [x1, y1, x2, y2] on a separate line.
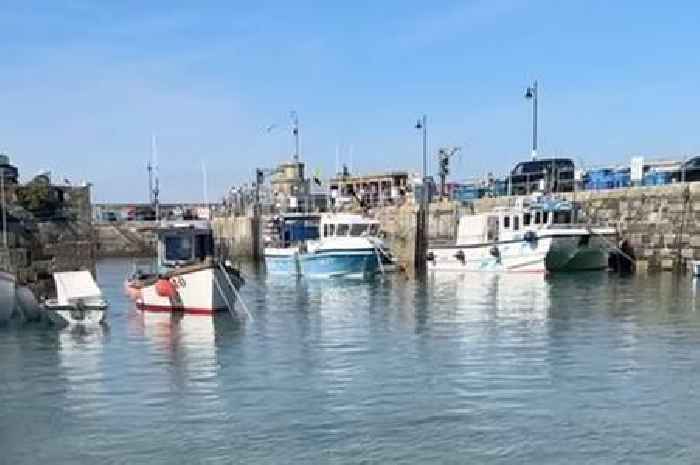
[427, 195, 616, 273]
[0, 271, 16, 324]
[265, 213, 392, 278]
[125, 221, 245, 316]
[43, 270, 109, 327]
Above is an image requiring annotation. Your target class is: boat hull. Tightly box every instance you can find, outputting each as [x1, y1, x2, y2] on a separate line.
[45, 306, 107, 328]
[265, 249, 380, 278]
[127, 266, 238, 315]
[428, 234, 612, 273]
[545, 235, 611, 271]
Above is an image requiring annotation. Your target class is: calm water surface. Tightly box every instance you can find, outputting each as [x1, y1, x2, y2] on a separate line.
[3, 259, 700, 464]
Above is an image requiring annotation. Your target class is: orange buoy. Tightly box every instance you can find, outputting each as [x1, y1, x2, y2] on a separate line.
[155, 278, 176, 298]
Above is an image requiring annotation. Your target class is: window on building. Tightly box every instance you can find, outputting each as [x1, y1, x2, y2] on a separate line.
[534, 211, 541, 224]
[503, 216, 510, 229]
[336, 224, 349, 236]
[554, 211, 572, 224]
[328, 224, 335, 236]
[513, 216, 520, 231]
[523, 213, 531, 226]
[350, 224, 368, 236]
[543, 212, 549, 224]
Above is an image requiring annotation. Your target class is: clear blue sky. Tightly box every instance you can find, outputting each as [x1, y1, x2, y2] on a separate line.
[2, 1, 699, 202]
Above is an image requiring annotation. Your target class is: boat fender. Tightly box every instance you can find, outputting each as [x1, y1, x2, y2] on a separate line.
[426, 251, 435, 262]
[454, 250, 466, 263]
[155, 278, 177, 298]
[523, 230, 538, 243]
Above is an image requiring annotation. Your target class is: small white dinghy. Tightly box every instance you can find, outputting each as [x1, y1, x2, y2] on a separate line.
[43, 271, 108, 328]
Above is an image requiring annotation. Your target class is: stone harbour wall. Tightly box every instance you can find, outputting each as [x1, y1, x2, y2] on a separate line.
[211, 216, 256, 259]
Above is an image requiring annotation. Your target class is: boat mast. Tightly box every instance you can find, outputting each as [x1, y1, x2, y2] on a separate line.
[291, 111, 300, 161]
[151, 134, 160, 222]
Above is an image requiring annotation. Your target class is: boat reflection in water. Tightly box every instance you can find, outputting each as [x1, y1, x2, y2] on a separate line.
[57, 325, 110, 417]
[429, 271, 551, 323]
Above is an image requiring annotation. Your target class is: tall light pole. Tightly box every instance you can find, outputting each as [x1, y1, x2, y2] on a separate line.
[415, 115, 428, 273]
[525, 80, 538, 160]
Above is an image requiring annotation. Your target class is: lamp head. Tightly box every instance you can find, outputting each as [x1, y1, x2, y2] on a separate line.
[525, 87, 534, 99]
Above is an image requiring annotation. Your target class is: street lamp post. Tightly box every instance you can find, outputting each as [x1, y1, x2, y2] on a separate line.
[415, 115, 428, 273]
[415, 115, 427, 200]
[525, 80, 538, 160]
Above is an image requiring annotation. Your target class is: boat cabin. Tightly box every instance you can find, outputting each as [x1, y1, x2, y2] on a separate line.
[457, 197, 579, 245]
[319, 213, 380, 238]
[156, 222, 214, 269]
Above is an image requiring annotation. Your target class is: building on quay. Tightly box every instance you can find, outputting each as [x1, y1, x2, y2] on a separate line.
[328, 170, 411, 208]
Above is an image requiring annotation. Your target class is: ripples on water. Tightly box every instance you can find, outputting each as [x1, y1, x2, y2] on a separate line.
[2, 259, 700, 463]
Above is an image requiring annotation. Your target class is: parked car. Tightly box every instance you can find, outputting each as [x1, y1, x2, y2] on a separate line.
[672, 156, 700, 183]
[506, 158, 575, 195]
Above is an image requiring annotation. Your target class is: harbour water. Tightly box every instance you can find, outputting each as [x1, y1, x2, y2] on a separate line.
[3, 259, 700, 463]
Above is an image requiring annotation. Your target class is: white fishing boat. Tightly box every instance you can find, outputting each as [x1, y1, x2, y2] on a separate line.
[427, 195, 616, 273]
[0, 271, 16, 324]
[125, 222, 245, 316]
[43, 270, 109, 327]
[265, 213, 393, 278]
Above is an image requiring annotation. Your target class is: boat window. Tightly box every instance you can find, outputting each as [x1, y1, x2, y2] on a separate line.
[523, 213, 531, 226]
[554, 211, 572, 224]
[350, 224, 368, 236]
[487, 216, 499, 241]
[534, 211, 541, 224]
[513, 216, 520, 231]
[165, 235, 193, 262]
[336, 224, 350, 236]
[543, 212, 549, 224]
[195, 234, 213, 260]
[369, 224, 379, 236]
[503, 216, 510, 229]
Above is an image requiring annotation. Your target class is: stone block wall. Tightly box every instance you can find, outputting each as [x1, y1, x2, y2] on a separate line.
[211, 216, 255, 259]
[93, 222, 156, 257]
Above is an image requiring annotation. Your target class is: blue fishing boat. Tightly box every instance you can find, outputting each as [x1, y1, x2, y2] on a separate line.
[265, 213, 391, 279]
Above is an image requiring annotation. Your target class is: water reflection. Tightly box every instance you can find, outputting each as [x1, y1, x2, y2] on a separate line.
[429, 272, 551, 323]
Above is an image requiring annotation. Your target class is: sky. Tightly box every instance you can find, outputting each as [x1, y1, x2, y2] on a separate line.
[1, 1, 700, 202]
